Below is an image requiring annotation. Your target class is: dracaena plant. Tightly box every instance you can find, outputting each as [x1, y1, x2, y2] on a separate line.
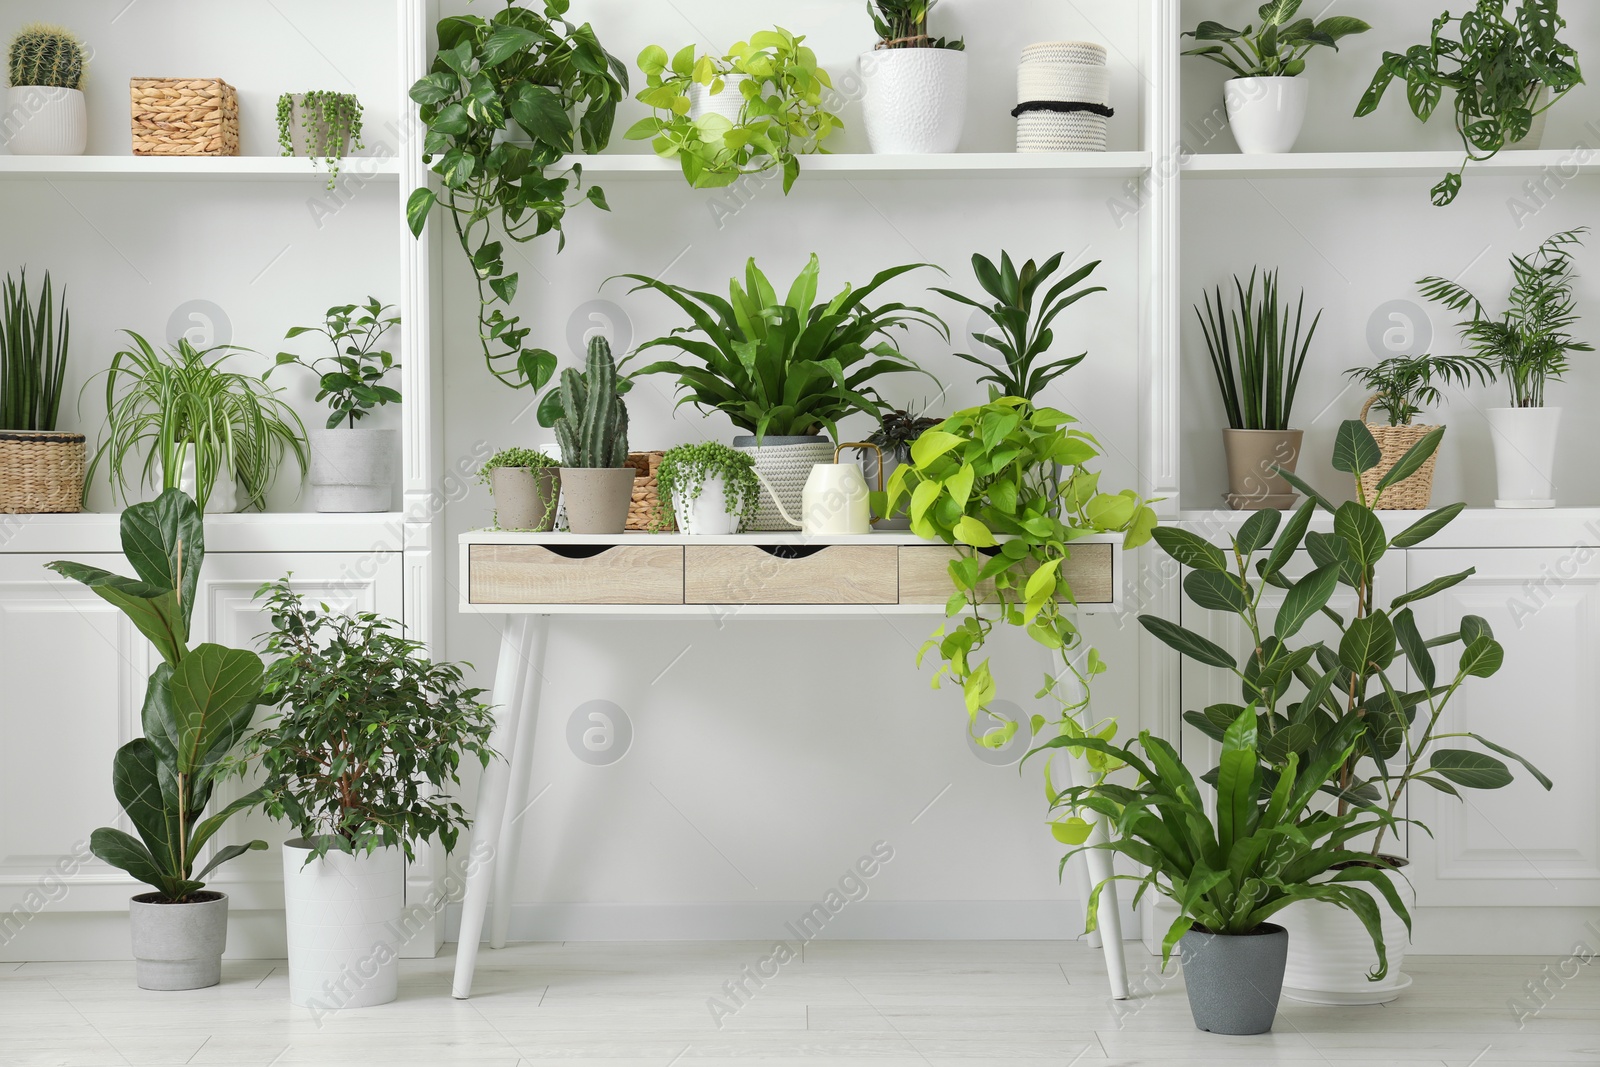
[933, 252, 1105, 402]
[406, 0, 628, 395]
[1182, 1, 1370, 79]
[49, 491, 268, 902]
[1356, 0, 1584, 206]
[1141, 422, 1551, 860]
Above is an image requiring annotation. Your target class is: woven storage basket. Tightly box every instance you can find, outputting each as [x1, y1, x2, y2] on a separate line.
[131, 78, 240, 156]
[1359, 395, 1439, 510]
[0, 431, 85, 514]
[623, 451, 673, 531]
[1016, 40, 1110, 154]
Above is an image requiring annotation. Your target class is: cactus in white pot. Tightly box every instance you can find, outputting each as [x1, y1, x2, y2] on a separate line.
[6, 23, 89, 155]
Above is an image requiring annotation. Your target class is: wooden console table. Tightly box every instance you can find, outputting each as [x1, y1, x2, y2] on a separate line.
[451, 530, 1131, 999]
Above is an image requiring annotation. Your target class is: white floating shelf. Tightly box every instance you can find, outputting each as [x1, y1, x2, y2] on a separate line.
[0, 154, 402, 181]
[1183, 149, 1592, 179]
[0, 511, 407, 554]
[563, 151, 1152, 180]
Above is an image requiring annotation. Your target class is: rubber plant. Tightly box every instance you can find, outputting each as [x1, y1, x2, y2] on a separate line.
[49, 490, 268, 902]
[407, 0, 629, 395]
[276, 91, 364, 189]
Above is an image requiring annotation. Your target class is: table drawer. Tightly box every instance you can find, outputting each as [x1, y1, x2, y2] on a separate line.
[685, 545, 899, 605]
[898, 543, 1116, 605]
[468, 544, 684, 605]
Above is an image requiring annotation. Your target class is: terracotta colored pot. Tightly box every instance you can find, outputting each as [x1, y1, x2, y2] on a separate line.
[559, 468, 635, 534]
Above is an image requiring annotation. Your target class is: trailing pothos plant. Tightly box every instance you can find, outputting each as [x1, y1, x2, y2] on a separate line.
[1141, 421, 1551, 859]
[407, 0, 629, 394]
[887, 398, 1157, 841]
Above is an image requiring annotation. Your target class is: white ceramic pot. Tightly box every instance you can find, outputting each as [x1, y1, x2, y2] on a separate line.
[1280, 868, 1413, 1005]
[860, 48, 968, 154]
[1225, 77, 1309, 154]
[5, 86, 88, 155]
[309, 428, 396, 513]
[673, 474, 738, 535]
[1488, 406, 1561, 509]
[128, 892, 229, 991]
[688, 74, 750, 123]
[282, 839, 404, 1010]
[177, 444, 239, 514]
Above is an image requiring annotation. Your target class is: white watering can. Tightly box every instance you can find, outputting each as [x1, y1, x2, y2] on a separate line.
[750, 442, 884, 536]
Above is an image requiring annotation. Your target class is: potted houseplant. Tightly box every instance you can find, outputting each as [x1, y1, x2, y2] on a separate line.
[656, 442, 761, 535]
[1342, 352, 1492, 509]
[865, 407, 938, 529]
[1034, 707, 1408, 1034]
[860, 0, 968, 154]
[407, 1, 628, 397]
[619, 255, 944, 530]
[1356, 0, 1584, 206]
[628, 29, 841, 193]
[1419, 228, 1592, 508]
[277, 91, 364, 189]
[48, 490, 269, 990]
[243, 578, 495, 1009]
[5, 23, 88, 155]
[1183, 2, 1370, 154]
[1196, 269, 1321, 510]
[0, 269, 83, 513]
[478, 446, 560, 531]
[92, 333, 308, 514]
[554, 336, 634, 534]
[1141, 422, 1551, 1003]
[269, 299, 401, 513]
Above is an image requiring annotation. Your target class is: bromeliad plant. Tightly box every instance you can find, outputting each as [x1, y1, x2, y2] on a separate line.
[554, 336, 629, 468]
[243, 578, 496, 862]
[276, 91, 364, 189]
[1197, 269, 1321, 431]
[1141, 422, 1552, 860]
[934, 251, 1106, 402]
[0, 270, 69, 431]
[868, 406, 940, 464]
[656, 442, 761, 532]
[628, 29, 841, 193]
[1418, 228, 1592, 408]
[51, 491, 268, 902]
[1182, 1, 1370, 79]
[407, 0, 628, 395]
[269, 299, 401, 430]
[869, 1, 965, 50]
[1344, 353, 1492, 426]
[615, 255, 945, 441]
[1356, 1, 1584, 206]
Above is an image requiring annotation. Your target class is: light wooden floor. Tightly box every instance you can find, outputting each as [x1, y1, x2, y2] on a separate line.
[3, 941, 1597, 1066]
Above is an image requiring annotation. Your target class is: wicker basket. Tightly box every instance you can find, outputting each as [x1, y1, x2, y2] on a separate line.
[623, 451, 673, 531]
[130, 78, 240, 156]
[1359, 395, 1439, 510]
[0, 431, 86, 514]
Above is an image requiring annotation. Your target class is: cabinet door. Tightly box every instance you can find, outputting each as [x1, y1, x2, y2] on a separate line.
[1406, 549, 1600, 907]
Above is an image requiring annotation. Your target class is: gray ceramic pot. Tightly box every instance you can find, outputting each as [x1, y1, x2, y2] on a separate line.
[128, 891, 229, 991]
[1222, 429, 1303, 511]
[490, 466, 559, 531]
[1179, 923, 1289, 1035]
[310, 428, 396, 513]
[558, 467, 635, 534]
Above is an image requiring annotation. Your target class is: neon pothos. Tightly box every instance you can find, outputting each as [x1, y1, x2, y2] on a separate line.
[406, 0, 628, 392]
[887, 398, 1157, 843]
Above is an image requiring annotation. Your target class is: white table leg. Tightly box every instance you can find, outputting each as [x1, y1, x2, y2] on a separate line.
[452, 614, 538, 999]
[1065, 824, 1102, 950]
[491, 615, 550, 948]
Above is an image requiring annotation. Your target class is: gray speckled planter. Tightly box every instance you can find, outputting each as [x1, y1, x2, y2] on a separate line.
[128, 891, 228, 991]
[1179, 923, 1289, 1035]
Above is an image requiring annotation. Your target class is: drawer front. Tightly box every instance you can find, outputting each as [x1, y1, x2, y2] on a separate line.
[468, 545, 684, 605]
[898, 543, 1116, 606]
[684, 545, 899, 605]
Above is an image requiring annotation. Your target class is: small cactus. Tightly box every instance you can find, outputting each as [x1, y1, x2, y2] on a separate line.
[554, 336, 629, 468]
[7, 24, 87, 91]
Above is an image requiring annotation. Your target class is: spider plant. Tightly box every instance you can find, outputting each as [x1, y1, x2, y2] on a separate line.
[0, 270, 69, 431]
[1418, 228, 1593, 408]
[90, 333, 308, 512]
[1344, 353, 1493, 426]
[1196, 269, 1320, 431]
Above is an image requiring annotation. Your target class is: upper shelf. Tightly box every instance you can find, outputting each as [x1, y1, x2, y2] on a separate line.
[0, 155, 403, 181]
[1183, 150, 1592, 179]
[562, 151, 1153, 180]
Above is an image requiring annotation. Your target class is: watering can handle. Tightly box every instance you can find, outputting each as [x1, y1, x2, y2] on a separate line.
[837, 442, 885, 526]
[749, 468, 804, 529]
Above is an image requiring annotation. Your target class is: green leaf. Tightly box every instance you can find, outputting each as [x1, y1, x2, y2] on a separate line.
[1050, 817, 1094, 846]
[1334, 501, 1387, 569]
[1391, 568, 1473, 611]
[1261, 497, 1316, 578]
[1458, 636, 1503, 679]
[1465, 735, 1552, 790]
[1236, 509, 1281, 555]
[1150, 527, 1229, 572]
[1183, 570, 1251, 614]
[954, 516, 997, 548]
[1430, 749, 1514, 789]
[89, 827, 168, 893]
[168, 645, 265, 774]
[1374, 427, 1445, 496]
[479, 25, 540, 66]
[1340, 612, 1396, 675]
[110, 739, 181, 878]
[1215, 708, 1261, 854]
[1275, 466, 1336, 513]
[1274, 563, 1339, 641]
[1139, 616, 1237, 671]
[1392, 607, 1435, 689]
[1391, 503, 1466, 548]
[406, 188, 437, 237]
[1332, 420, 1383, 475]
[911, 430, 967, 467]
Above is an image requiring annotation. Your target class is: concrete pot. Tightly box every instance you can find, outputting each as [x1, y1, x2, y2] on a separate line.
[5, 86, 87, 155]
[282, 839, 404, 1009]
[1488, 407, 1560, 509]
[1222, 428, 1303, 510]
[490, 466, 559, 531]
[860, 48, 968, 154]
[1225, 77, 1309, 154]
[558, 467, 635, 534]
[1282, 859, 1413, 1005]
[283, 93, 353, 158]
[1179, 923, 1289, 1035]
[310, 428, 396, 513]
[128, 891, 228, 991]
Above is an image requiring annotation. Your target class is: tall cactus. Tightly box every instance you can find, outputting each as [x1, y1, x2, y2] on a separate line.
[554, 336, 629, 468]
[7, 24, 87, 91]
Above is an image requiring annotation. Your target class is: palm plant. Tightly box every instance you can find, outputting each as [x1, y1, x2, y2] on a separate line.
[617, 255, 945, 441]
[868, 0, 964, 49]
[1196, 269, 1320, 431]
[1344, 353, 1493, 426]
[0, 270, 69, 431]
[933, 252, 1105, 402]
[1418, 228, 1593, 408]
[91, 333, 308, 512]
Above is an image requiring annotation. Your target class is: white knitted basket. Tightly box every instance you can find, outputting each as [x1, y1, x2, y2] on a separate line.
[1018, 112, 1108, 153]
[732, 437, 835, 532]
[1021, 41, 1107, 66]
[1018, 63, 1110, 103]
